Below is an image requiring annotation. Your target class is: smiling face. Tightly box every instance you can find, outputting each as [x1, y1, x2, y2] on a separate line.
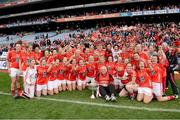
[114, 45, 119, 51]
[35, 47, 40, 53]
[55, 59, 60, 66]
[72, 59, 76, 65]
[151, 55, 158, 64]
[126, 63, 132, 72]
[15, 44, 21, 52]
[134, 53, 140, 61]
[63, 57, 68, 64]
[44, 50, 49, 57]
[88, 56, 94, 63]
[107, 56, 113, 62]
[53, 49, 57, 55]
[106, 44, 111, 51]
[41, 59, 46, 66]
[100, 66, 107, 75]
[99, 56, 105, 63]
[28, 45, 33, 52]
[30, 59, 36, 67]
[139, 61, 145, 70]
[79, 60, 84, 66]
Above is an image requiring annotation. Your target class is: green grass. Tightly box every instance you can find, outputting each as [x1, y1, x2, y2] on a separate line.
[0, 72, 180, 119]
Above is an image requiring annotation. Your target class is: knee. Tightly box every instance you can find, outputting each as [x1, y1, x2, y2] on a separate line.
[125, 85, 131, 90]
[137, 97, 142, 102]
[36, 93, 41, 97]
[143, 99, 151, 104]
[119, 91, 126, 97]
[48, 91, 53, 95]
[157, 99, 162, 102]
[11, 80, 15, 83]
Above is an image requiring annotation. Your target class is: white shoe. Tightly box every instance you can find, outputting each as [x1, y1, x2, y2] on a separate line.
[105, 95, 111, 101]
[111, 95, 117, 102]
[174, 94, 179, 99]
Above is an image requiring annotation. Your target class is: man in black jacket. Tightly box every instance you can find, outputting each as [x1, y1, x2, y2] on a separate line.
[165, 47, 179, 98]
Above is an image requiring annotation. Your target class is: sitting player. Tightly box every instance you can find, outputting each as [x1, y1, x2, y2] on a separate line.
[23, 59, 37, 99]
[119, 63, 138, 100]
[95, 66, 116, 102]
[136, 61, 153, 104]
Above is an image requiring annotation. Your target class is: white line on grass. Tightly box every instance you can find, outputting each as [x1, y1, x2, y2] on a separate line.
[1, 91, 180, 113]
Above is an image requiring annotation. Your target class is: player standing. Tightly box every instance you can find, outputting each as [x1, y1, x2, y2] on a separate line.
[7, 42, 22, 97]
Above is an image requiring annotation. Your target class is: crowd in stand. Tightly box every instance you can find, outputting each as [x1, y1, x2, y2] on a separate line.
[0, 3, 179, 27]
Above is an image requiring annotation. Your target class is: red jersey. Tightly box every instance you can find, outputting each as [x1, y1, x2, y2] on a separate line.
[137, 69, 152, 88]
[95, 73, 113, 85]
[159, 57, 168, 78]
[77, 65, 87, 80]
[47, 55, 54, 65]
[65, 52, 73, 59]
[34, 51, 42, 62]
[86, 62, 96, 78]
[95, 50, 105, 56]
[119, 52, 129, 60]
[96, 62, 105, 74]
[139, 52, 149, 61]
[36, 65, 49, 85]
[67, 64, 77, 81]
[149, 64, 162, 83]
[81, 53, 94, 61]
[58, 63, 68, 80]
[105, 62, 115, 75]
[122, 70, 137, 85]
[49, 65, 59, 81]
[21, 51, 35, 71]
[7, 50, 22, 69]
[114, 63, 125, 77]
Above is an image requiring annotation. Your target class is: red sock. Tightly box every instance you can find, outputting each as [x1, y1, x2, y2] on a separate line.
[130, 92, 135, 97]
[11, 90, 15, 96]
[17, 88, 22, 96]
[17, 88, 21, 91]
[167, 95, 175, 101]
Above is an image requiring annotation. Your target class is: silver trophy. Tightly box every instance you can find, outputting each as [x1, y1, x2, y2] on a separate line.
[88, 82, 97, 99]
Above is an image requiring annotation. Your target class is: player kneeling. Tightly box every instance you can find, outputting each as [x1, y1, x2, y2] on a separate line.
[67, 59, 77, 91]
[36, 58, 49, 97]
[77, 60, 87, 90]
[86, 56, 96, 86]
[47, 59, 59, 95]
[23, 59, 37, 99]
[137, 61, 153, 104]
[57, 57, 68, 92]
[95, 66, 116, 102]
[149, 55, 175, 102]
[119, 63, 138, 100]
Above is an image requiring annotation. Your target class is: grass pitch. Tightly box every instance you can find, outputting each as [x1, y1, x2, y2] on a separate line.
[0, 72, 180, 119]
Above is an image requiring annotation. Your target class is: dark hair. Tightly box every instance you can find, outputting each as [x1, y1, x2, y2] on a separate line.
[152, 55, 159, 63]
[113, 44, 119, 49]
[15, 40, 22, 45]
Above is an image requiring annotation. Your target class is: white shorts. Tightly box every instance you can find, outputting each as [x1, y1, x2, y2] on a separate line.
[138, 87, 152, 96]
[86, 77, 95, 84]
[48, 80, 58, 90]
[10, 68, 20, 78]
[67, 80, 76, 84]
[152, 82, 163, 97]
[36, 84, 47, 91]
[77, 79, 86, 86]
[22, 71, 26, 78]
[57, 80, 66, 86]
[113, 77, 119, 85]
[24, 83, 35, 98]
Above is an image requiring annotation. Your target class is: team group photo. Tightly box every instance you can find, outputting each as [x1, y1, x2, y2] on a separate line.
[0, 0, 180, 119]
